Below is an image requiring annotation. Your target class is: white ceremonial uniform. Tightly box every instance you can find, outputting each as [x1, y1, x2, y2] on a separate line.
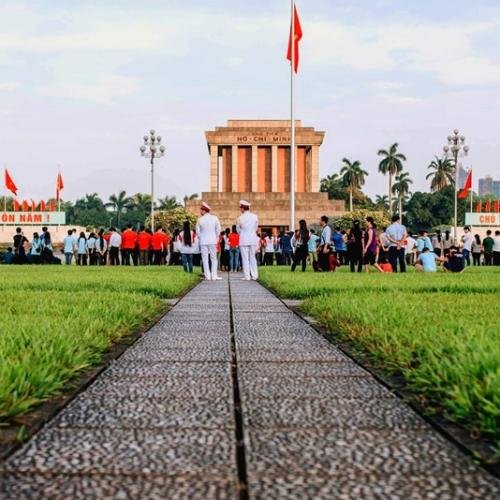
[196, 213, 221, 280]
[237, 210, 259, 280]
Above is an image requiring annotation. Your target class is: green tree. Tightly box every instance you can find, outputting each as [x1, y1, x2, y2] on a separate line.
[339, 158, 368, 212]
[320, 173, 348, 201]
[333, 209, 390, 232]
[426, 156, 454, 192]
[374, 195, 389, 211]
[377, 143, 407, 214]
[183, 193, 199, 206]
[157, 195, 181, 211]
[392, 171, 413, 218]
[106, 190, 133, 227]
[146, 207, 197, 232]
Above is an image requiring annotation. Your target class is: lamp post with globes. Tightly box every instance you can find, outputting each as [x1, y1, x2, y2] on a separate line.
[443, 129, 469, 245]
[140, 130, 165, 232]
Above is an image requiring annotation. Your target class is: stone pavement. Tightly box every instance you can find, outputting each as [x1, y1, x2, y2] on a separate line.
[1, 274, 499, 499]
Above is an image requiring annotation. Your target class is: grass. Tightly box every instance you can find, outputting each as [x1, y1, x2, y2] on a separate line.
[0, 267, 199, 422]
[259, 266, 500, 449]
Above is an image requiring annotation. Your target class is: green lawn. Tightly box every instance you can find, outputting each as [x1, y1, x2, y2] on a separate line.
[259, 266, 500, 449]
[0, 267, 199, 422]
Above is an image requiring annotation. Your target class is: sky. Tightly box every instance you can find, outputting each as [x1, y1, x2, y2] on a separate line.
[1, 0, 500, 203]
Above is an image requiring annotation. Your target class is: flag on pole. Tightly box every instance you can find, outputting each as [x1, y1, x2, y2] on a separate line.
[485, 200, 491, 212]
[22, 200, 29, 211]
[475, 201, 481, 213]
[56, 172, 64, 201]
[4, 168, 18, 196]
[40, 200, 47, 211]
[49, 200, 56, 212]
[495, 200, 500, 213]
[457, 169, 472, 199]
[31, 199, 36, 211]
[13, 200, 20, 211]
[286, 3, 303, 73]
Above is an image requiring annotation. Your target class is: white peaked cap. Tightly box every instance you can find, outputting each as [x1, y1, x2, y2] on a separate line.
[239, 199, 251, 207]
[201, 202, 211, 211]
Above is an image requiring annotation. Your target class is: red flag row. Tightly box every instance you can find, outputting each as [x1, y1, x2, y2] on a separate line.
[11, 200, 56, 211]
[475, 200, 500, 213]
[3, 168, 64, 200]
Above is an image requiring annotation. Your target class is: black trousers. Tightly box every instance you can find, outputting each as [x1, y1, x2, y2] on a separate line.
[494, 252, 500, 266]
[109, 247, 120, 265]
[264, 253, 274, 266]
[291, 244, 308, 272]
[472, 252, 481, 266]
[484, 252, 493, 266]
[389, 246, 406, 272]
[318, 249, 330, 272]
[349, 251, 363, 273]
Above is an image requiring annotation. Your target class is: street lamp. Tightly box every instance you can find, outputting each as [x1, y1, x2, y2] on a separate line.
[140, 129, 166, 232]
[443, 129, 469, 245]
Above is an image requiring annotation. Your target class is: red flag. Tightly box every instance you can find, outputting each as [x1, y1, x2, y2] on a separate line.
[13, 200, 20, 211]
[31, 199, 36, 211]
[4, 168, 18, 196]
[457, 170, 472, 199]
[22, 200, 29, 211]
[40, 200, 47, 211]
[286, 4, 303, 73]
[475, 201, 481, 213]
[495, 200, 500, 213]
[485, 200, 491, 212]
[56, 172, 64, 201]
[49, 200, 56, 212]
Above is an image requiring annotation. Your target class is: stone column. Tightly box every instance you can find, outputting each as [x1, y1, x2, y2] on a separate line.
[271, 145, 278, 192]
[251, 145, 258, 192]
[210, 144, 218, 192]
[311, 145, 320, 192]
[231, 145, 238, 192]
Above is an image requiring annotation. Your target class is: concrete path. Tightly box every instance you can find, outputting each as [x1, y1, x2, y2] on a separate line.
[1, 274, 499, 499]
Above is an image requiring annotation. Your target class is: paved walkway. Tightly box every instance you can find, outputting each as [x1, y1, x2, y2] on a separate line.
[1, 274, 499, 499]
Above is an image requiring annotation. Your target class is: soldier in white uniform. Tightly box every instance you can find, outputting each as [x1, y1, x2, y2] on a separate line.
[196, 202, 221, 281]
[236, 200, 259, 281]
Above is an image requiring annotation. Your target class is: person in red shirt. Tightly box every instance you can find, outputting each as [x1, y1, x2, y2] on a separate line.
[121, 224, 137, 266]
[161, 231, 170, 265]
[151, 227, 166, 265]
[228, 225, 240, 272]
[137, 225, 152, 265]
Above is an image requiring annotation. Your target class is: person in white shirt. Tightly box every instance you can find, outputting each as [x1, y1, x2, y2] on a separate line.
[493, 230, 500, 266]
[461, 226, 473, 266]
[405, 235, 416, 266]
[237, 200, 259, 280]
[108, 228, 122, 266]
[196, 202, 221, 281]
[86, 232, 97, 266]
[263, 233, 275, 266]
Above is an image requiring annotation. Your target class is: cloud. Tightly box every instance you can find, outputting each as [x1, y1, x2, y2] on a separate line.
[0, 82, 19, 91]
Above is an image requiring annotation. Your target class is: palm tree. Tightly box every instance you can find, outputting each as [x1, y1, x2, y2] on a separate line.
[106, 190, 133, 227]
[377, 143, 407, 214]
[374, 195, 389, 211]
[392, 171, 413, 218]
[131, 192, 154, 215]
[183, 193, 199, 207]
[426, 156, 455, 192]
[339, 158, 368, 212]
[157, 195, 180, 211]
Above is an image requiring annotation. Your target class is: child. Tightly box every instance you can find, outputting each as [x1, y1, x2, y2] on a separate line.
[377, 255, 393, 273]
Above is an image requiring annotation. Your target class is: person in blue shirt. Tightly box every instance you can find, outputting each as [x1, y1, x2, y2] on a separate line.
[76, 232, 88, 266]
[280, 231, 293, 266]
[63, 230, 75, 265]
[2, 247, 14, 264]
[415, 230, 433, 258]
[318, 215, 332, 271]
[308, 229, 319, 268]
[332, 227, 345, 265]
[415, 247, 443, 272]
[385, 214, 408, 272]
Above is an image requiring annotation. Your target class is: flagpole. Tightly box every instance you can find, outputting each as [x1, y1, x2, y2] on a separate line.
[290, 0, 296, 232]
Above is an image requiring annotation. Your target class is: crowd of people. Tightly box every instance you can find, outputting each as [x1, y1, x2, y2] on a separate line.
[2, 208, 500, 275]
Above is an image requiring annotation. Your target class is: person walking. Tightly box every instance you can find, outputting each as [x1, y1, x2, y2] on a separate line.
[471, 234, 482, 266]
[318, 216, 331, 272]
[237, 199, 259, 281]
[228, 225, 240, 272]
[291, 219, 310, 272]
[177, 220, 196, 273]
[76, 232, 88, 266]
[347, 220, 363, 273]
[108, 228, 121, 266]
[483, 230, 494, 266]
[63, 229, 75, 266]
[386, 214, 408, 272]
[196, 202, 221, 281]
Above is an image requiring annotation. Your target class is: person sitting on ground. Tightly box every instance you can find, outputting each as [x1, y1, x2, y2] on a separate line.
[376, 255, 393, 273]
[415, 247, 444, 273]
[443, 246, 465, 273]
[2, 247, 14, 264]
